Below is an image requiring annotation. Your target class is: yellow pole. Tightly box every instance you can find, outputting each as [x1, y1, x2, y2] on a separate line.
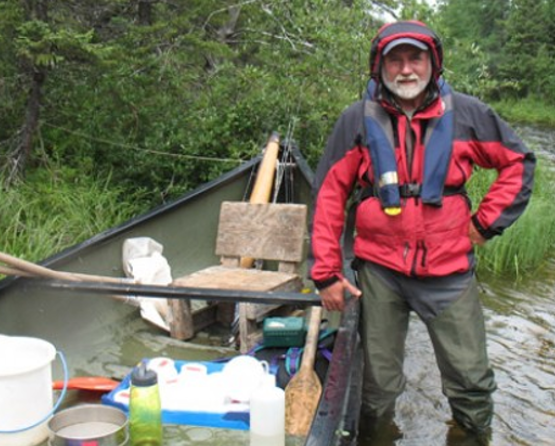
[240, 132, 280, 268]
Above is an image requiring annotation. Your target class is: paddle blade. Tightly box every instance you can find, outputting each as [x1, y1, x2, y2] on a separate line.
[53, 376, 120, 392]
[284, 369, 322, 436]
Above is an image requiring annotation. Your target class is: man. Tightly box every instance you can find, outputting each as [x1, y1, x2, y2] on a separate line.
[309, 20, 535, 439]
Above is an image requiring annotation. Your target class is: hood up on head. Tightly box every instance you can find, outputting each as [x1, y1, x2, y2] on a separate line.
[369, 20, 443, 84]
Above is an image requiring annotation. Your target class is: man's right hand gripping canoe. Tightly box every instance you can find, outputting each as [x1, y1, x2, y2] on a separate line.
[319, 278, 362, 312]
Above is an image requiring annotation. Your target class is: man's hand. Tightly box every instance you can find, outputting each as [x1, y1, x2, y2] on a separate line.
[319, 278, 362, 312]
[469, 220, 486, 246]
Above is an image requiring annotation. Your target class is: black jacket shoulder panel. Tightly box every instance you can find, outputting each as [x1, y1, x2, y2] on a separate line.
[452, 92, 520, 147]
[313, 100, 365, 191]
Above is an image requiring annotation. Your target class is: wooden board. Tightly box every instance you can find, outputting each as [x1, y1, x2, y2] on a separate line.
[174, 265, 303, 320]
[173, 265, 302, 292]
[215, 202, 307, 263]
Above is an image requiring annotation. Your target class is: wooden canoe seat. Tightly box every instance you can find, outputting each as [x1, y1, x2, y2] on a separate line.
[173, 201, 308, 352]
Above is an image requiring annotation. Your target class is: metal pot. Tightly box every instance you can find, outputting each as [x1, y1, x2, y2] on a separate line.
[48, 404, 128, 446]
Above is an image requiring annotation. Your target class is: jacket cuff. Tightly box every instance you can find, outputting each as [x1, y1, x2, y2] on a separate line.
[313, 276, 341, 290]
[471, 214, 499, 240]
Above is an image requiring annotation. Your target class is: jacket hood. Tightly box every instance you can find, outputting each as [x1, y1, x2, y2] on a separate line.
[369, 20, 443, 81]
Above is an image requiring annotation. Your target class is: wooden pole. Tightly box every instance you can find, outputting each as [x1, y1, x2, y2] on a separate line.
[0, 251, 129, 284]
[237, 132, 280, 352]
[240, 131, 280, 268]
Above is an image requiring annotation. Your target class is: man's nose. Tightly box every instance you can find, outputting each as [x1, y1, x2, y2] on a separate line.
[400, 59, 413, 74]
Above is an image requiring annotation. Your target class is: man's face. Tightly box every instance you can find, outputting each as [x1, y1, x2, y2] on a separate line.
[381, 44, 432, 105]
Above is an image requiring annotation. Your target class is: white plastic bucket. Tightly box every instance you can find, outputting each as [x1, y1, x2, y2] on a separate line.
[0, 334, 57, 446]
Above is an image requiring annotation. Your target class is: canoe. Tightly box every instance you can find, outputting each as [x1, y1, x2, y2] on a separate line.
[0, 143, 361, 445]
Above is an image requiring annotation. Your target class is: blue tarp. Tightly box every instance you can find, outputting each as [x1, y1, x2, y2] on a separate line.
[101, 360, 250, 431]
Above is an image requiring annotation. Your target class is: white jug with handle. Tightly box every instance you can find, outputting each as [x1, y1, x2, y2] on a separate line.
[222, 356, 269, 403]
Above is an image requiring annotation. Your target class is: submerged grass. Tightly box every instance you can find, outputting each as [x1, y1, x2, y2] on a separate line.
[0, 169, 143, 264]
[469, 155, 555, 280]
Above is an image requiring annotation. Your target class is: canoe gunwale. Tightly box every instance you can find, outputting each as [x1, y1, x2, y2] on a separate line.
[304, 296, 361, 446]
[26, 279, 323, 306]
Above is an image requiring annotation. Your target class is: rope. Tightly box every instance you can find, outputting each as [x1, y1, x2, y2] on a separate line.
[41, 122, 245, 164]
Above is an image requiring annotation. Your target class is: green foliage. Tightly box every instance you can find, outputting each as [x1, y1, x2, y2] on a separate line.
[498, 0, 554, 99]
[30, 0, 377, 205]
[433, 0, 515, 99]
[0, 166, 142, 262]
[1, 0, 555, 280]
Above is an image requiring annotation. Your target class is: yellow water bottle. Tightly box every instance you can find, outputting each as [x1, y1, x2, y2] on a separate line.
[129, 362, 163, 446]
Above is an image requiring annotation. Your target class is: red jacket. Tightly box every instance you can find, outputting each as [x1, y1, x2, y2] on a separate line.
[310, 89, 535, 288]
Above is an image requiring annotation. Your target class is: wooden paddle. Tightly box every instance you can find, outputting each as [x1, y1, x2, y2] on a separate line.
[285, 305, 323, 436]
[0, 251, 131, 284]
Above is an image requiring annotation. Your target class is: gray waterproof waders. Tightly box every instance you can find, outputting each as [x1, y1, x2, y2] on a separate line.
[357, 261, 496, 432]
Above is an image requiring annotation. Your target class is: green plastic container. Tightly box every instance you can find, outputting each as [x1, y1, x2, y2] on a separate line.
[263, 317, 307, 347]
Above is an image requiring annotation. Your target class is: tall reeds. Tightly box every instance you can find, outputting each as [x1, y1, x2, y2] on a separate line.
[469, 155, 555, 280]
[0, 170, 141, 263]
[1, 154, 553, 282]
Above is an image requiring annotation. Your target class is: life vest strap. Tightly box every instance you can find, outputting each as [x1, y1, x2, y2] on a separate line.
[359, 183, 466, 202]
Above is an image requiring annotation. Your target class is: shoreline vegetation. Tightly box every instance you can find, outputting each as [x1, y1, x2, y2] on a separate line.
[2, 1, 555, 284]
[493, 98, 555, 128]
[1, 101, 554, 283]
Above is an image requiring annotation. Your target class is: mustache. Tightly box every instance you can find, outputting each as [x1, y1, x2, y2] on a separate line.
[394, 74, 420, 82]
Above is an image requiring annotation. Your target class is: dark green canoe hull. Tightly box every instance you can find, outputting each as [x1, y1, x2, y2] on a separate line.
[0, 146, 361, 446]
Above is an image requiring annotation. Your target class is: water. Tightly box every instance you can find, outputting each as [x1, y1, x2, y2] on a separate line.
[357, 272, 555, 446]
[56, 421, 121, 437]
[357, 126, 555, 446]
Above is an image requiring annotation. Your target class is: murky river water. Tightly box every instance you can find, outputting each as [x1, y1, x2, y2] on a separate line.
[359, 266, 555, 446]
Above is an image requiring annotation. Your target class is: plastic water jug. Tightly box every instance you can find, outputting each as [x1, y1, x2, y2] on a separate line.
[249, 373, 285, 446]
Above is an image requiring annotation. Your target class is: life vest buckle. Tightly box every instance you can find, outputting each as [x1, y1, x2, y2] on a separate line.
[399, 183, 422, 198]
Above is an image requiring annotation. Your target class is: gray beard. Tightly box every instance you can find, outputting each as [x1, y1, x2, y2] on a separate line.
[382, 75, 430, 100]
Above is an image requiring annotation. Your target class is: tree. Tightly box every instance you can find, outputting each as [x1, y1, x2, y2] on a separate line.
[0, 0, 102, 185]
[435, 0, 512, 99]
[500, 0, 553, 99]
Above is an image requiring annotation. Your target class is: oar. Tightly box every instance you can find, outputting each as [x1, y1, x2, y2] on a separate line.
[285, 305, 323, 436]
[0, 251, 132, 284]
[0, 265, 34, 277]
[52, 376, 120, 392]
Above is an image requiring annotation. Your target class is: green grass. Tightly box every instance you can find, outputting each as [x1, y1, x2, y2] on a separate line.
[492, 97, 555, 128]
[0, 168, 143, 264]
[468, 155, 555, 279]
